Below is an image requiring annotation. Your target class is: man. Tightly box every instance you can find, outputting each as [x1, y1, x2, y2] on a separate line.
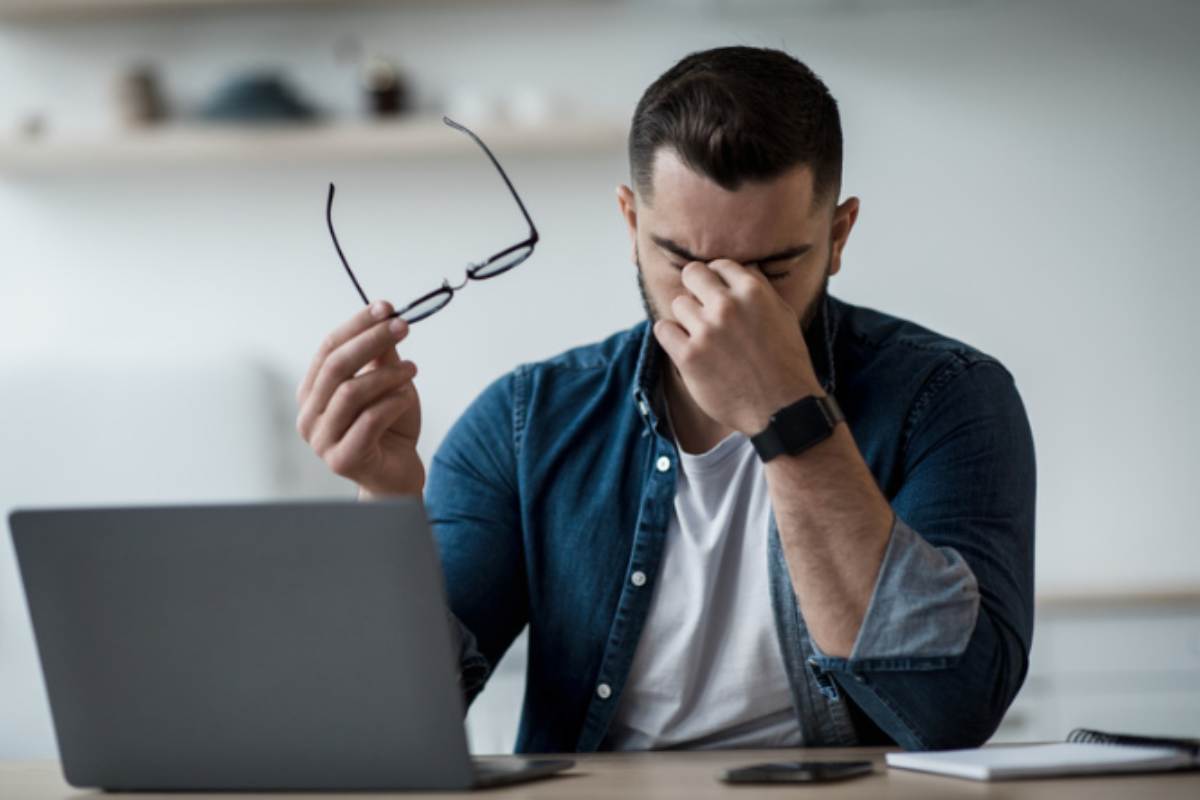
[295, 47, 1035, 752]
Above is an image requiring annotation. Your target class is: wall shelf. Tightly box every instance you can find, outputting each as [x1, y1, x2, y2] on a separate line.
[0, 116, 628, 174]
[0, 0, 402, 21]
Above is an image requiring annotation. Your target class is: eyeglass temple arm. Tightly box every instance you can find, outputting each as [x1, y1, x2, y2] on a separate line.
[443, 116, 539, 242]
[326, 183, 372, 306]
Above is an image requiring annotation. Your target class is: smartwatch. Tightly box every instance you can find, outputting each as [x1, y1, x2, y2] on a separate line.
[751, 394, 845, 463]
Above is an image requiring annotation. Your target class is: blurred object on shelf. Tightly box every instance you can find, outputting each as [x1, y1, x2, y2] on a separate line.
[362, 56, 409, 117]
[444, 85, 571, 128]
[115, 64, 168, 128]
[333, 37, 411, 119]
[506, 85, 570, 127]
[444, 86, 502, 127]
[17, 113, 47, 140]
[200, 71, 319, 124]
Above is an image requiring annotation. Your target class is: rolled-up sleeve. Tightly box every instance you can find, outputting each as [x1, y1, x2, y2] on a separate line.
[808, 358, 1036, 750]
[841, 515, 980, 661]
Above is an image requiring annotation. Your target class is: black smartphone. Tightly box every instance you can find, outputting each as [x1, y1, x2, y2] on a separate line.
[721, 760, 874, 784]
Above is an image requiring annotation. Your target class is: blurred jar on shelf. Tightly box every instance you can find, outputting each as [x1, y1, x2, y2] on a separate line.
[115, 64, 168, 128]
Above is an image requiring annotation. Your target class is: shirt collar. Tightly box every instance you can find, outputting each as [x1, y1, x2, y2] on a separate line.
[631, 289, 840, 432]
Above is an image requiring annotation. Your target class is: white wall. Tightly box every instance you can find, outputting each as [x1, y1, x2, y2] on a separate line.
[2, 0, 1198, 757]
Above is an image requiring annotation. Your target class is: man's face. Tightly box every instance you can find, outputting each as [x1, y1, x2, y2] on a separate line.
[618, 148, 858, 336]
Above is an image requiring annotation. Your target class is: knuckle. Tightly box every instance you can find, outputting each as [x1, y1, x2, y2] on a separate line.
[711, 297, 734, 320]
[325, 350, 350, 375]
[360, 405, 386, 429]
[332, 379, 362, 407]
[319, 332, 340, 357]
[309, 428, 331, 457]
[325, 450, 356, 478]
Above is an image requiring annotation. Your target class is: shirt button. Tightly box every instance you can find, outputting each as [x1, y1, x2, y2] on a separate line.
[655, 455, 671, 472]
[631, 570, 647, 587]
[596, 683, 612, 700]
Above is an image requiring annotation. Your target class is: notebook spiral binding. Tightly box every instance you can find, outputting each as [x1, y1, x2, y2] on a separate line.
[1068, 728, 1200, 758]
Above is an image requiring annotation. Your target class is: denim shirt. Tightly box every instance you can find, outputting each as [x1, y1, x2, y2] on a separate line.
[425, 291, 1036, 753]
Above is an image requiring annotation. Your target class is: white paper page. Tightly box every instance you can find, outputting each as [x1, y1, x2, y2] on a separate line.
[886, 742, 1192, 781]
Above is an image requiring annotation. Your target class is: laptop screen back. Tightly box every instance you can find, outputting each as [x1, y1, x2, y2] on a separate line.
[10, 499, 476, 790]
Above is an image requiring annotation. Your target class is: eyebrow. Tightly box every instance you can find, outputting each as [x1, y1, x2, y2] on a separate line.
[650, 235, 812, 266]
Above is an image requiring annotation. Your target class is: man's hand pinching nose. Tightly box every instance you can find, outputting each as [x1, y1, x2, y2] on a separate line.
[653, 259, 822, 435]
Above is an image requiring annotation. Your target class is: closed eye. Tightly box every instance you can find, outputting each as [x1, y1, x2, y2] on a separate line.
[747, 263, 791, 281]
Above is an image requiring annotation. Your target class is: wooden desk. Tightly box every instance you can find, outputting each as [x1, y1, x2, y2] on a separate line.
[3, 748, 1198, 798]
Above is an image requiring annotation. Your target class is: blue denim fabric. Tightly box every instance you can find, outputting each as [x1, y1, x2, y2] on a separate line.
[425, 291, 1036, 753]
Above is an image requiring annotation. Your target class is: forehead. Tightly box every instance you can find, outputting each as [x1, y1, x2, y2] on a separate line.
[641, 147, 823, 258]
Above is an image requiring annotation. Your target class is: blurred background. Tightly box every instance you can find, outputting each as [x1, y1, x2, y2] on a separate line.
[1, 0, 1198, 758]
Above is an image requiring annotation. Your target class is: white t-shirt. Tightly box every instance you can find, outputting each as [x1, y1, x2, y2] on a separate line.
[602, 428, 802, 750]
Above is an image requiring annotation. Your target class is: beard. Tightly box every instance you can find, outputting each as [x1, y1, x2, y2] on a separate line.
[636, 250, 667, 325]
[635, 244, 832, 335]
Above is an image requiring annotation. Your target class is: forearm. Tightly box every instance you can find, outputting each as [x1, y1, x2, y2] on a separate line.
[770, 360, 1034, 749]
[764, 420, 895, 657]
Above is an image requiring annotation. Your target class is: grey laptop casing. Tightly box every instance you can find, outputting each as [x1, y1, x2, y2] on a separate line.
[10, 500, 571, 790]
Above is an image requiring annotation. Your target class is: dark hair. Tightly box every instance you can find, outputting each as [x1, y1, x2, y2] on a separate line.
[629, 46, 843, 206]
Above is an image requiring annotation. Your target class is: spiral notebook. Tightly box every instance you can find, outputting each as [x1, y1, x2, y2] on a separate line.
[885, 728, 1200, 781]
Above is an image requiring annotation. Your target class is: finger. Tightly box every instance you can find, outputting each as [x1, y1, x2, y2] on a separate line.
[653, 319, 690, 363]
[298, 316, 410, 437]
[679, 260, 731, 306]
[307, 363, 417, 452]
[670, 292, 705, 335]
[707, 258, 762, 294]
[297, 300, 396, 405]
[326, 389, 419, 476]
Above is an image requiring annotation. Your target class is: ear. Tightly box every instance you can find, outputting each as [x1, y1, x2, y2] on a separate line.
[616, 184, 639, 266]
[828, 196, 860, 277]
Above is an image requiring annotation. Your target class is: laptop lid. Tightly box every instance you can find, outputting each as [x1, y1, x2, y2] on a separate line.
[10, 499, 480, 790]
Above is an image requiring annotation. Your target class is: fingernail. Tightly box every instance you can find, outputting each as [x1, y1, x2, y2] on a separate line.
[371, 301, 390, 319]
[388, 317, 407, 336]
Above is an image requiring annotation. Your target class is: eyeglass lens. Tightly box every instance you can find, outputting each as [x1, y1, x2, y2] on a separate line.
[471, 243, 535, 280]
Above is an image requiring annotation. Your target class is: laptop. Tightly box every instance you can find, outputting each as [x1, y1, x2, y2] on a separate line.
[9, 499, 573, 791]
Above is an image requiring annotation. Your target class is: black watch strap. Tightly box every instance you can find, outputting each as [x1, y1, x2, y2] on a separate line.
[751, 394, 845, 463]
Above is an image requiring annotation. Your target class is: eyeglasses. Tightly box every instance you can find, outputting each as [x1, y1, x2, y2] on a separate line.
[325, 116, 540, 324]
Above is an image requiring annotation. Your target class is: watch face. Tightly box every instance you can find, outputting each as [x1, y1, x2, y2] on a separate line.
[763, 394, 841, 460]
